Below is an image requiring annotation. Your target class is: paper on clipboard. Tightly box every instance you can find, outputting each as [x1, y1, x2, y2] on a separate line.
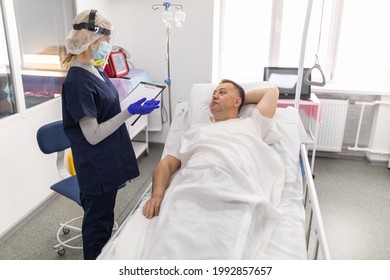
[120, 81, 165, 127]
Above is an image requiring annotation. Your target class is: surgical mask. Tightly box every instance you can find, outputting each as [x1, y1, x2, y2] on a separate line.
[93, 41, 112, 69]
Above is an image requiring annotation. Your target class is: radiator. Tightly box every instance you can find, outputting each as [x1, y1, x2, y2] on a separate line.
[301, 98, 349, 152]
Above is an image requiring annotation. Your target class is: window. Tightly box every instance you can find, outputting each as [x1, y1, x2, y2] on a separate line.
[0, 3, 17, 119]
[218, 0, 332, 82]
[278, 0, 333, 83]
[218, 0, 390, 88]
[278, 0, 332, 68]
[218, 0, 272, 82]
[333, 0, 390, 87]
[13, 0, 74, 108]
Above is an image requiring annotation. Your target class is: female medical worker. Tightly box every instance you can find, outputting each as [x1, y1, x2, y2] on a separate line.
[62, 9, 159, 260]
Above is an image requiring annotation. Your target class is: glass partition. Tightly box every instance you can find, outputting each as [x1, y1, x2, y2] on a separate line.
[13, 0, 74, 108]
[0, 3, 16, 119]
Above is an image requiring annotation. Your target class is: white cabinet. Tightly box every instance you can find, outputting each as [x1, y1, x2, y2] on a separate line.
[127, 115, 148, 158]
[110, 69, 153, 159]
[277, 93, 322, 171]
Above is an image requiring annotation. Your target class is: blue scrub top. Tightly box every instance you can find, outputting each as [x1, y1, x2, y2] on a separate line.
[62, 67, 139, 195]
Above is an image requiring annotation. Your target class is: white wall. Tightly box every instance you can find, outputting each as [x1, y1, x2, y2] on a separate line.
[109, 0, 214, 142]
[75, 0, 112, 15]
[368, 95, 390, 162]
[0, 0, 215, 239]
[0, 99, 63, 237]
[0, 0, 67, 239]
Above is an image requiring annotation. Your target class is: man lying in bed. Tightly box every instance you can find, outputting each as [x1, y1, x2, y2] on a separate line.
[141, 79, 285, 259]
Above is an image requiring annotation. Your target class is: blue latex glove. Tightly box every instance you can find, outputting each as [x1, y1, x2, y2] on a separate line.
[127, 97, 160, 115]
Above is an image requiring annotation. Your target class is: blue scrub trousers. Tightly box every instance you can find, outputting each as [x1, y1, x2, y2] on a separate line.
[80, 189, 118, 260]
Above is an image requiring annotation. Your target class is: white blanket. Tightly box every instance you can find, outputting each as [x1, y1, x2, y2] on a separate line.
[99, 114, 285, 260]
[147, 117, 285, 259]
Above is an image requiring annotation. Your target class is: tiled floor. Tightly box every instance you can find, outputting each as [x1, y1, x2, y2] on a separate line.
[313, 157, 390, 259]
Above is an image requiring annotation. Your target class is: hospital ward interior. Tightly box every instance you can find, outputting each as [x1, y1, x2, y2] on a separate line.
[1, 0, 390, 262]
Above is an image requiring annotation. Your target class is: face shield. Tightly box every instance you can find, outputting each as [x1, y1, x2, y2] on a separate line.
[91, 30, 116, 71]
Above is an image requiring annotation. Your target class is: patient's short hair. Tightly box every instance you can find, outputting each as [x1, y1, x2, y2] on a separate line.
[220, 79, 245, 112]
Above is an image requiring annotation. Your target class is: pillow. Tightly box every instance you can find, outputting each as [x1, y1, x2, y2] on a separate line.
[188, 82, 282, 144]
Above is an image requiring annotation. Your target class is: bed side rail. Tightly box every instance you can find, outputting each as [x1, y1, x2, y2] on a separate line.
[300, 144, 331, 260]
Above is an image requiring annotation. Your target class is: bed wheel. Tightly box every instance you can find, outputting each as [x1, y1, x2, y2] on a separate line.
[57, 247, 65, 256]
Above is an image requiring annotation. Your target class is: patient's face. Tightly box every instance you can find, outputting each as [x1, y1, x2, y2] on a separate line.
[210, 83, 241, 119]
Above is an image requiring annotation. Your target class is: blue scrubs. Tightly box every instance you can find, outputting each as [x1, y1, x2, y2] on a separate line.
[62, 66, 139, 259]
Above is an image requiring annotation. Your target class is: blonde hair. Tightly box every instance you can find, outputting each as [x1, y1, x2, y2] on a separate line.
[62, 53, 75, 68]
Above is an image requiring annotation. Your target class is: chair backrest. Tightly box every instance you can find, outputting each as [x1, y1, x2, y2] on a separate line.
[37, 120, 72, 179]
[37, 120, 70, 154]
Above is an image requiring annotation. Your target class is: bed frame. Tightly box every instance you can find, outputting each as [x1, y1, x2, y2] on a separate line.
[300, 145, 331, 259]
[115, 144, 331, 260]
[98, 83, 332, 260]
[116, 147, 331, 260]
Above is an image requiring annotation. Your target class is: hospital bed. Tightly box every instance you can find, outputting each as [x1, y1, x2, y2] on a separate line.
[98, 82, 331, 260]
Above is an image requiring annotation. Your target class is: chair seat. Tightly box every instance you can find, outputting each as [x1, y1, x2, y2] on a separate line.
[50, 176, 127, 207]
[50, 176, 81, 205]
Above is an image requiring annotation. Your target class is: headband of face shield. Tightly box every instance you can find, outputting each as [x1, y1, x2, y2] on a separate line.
[64, 9, 113, 56]
[73, 9, 112, 37]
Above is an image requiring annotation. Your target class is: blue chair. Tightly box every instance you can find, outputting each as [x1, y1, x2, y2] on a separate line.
[37, 120, 121, 256]
[36, 120, 83, 256]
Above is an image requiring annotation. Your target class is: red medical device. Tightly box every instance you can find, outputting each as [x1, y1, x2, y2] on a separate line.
[104, 50, 130, 78]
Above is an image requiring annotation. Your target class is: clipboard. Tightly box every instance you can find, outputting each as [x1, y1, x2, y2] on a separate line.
[120, 81, 165, 126]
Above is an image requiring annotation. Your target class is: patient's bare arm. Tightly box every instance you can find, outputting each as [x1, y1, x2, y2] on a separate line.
[143, 155, 181, 219]
[244, 86, 279, 118]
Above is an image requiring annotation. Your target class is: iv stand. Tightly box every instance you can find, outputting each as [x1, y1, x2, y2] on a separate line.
[165, 25, 173, 124]
[152, 2, 184, 125]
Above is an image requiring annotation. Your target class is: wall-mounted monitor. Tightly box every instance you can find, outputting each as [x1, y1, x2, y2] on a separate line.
[263, 67, 311, 100]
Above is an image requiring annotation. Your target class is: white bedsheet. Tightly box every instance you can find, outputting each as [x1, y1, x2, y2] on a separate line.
[98, 104, 308, 260]
[264, 106, 307, 259]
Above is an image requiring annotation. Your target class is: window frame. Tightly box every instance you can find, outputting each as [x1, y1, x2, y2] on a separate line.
[1, 0, 25, 117]
[0, 0, 75, 119]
